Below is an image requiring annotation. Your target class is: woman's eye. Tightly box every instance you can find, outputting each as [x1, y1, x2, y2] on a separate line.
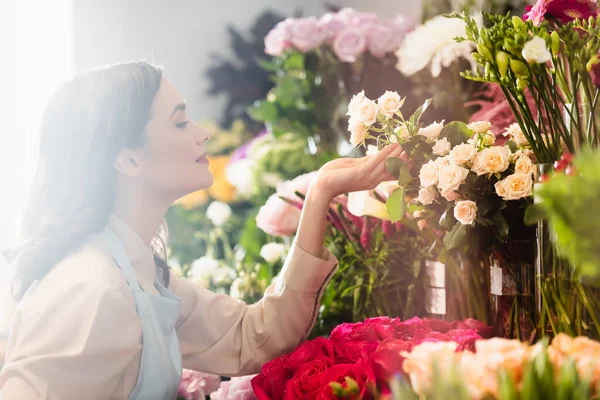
[176, 121, 189, 129]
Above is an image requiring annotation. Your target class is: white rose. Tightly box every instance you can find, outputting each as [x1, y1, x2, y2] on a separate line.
[432, 137, 451, 156]
[440, 186, 461, 201]
[191, 256, 220, 283]
[481, 131, 496, 146]
[394, 126, 410, 141]
[418, 186, 437, 205]
[438, 163, 469, 193]
[504, 123, 529, 147]
[366, 144, 379, 156]
[522, 36, 552, 64]
[495, 173, 533, 200]
[377, 90, 403, 119]
[468, 121, 492, 134]
[347, 90, 365, 116]
[348, 116, 369, 146]
[206, 201, 232, 227]
[454, 200, 478, 225]
[514, 154, 534, 175]
[260, 242, 287, 264]
[355, 98, 379, 126]
[434, 156, 451, 169]
[419, 160, 440, 187]
[418, 120, 445, 142]
[471, 147, 510, 175]
[449, 143, 477, 165]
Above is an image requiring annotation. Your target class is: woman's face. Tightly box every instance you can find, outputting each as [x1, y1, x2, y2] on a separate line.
[134, 78, 213, 200]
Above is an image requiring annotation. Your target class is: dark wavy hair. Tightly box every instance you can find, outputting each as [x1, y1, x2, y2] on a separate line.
[5, 61, 170, 300]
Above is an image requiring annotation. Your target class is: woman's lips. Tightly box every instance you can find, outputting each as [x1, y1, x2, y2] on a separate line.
[195, 156, 209, 164]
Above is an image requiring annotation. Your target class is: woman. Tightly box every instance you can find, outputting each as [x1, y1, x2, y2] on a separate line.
[0, 61, 403, 399]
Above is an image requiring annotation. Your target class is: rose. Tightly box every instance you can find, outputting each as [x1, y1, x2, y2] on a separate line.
[178, 369, 221, 400]
[252, 356, 294, 400]
[503, 123, 529, 147]
[256, 195, 301, 237]
[480, 131, 496, 146]
[417, 121, 445, 141]
[432, 138, 451, 156]
[419, 160, 440, 187]
[471, 147, 510, 175]
[440, 187, 460, 201]
[320, 12, 348, 42]
[422, 318, 452, 333]
[329, 322, 381, 344]
[458, 351, 499, 399]
[495, 173, 533, 200]
[264, 20, 293, 56]
[259, 243, 286, 264]
[438, 163, 469, 193]
[451, 318, 493, 338]
[514, 154, 534, 175]
[394, 125, 410, 141]
[334, 341, 379, 364]
[364, 316, 401, 340]
[316, 362, 376, 400]
[364, 22, 403, 58]
[401, 341, 460, 396]
[211, 376, 257, 400]
[206, 201, 232, 227]
[417, 186, 437, 205]
[549, 334, 600, 386]
[276, 171, 318, 202]
[448, 143, 477, 165]
[284, 337, 335, 370]
[332, 27, 367, 63]
[370, 339, 413, 383]
[377, 91, 403, 119]
[467, 121, 492, 134]
[289, 17, 326, 52]
[412, 330, 452, 344]
[347, 90, 365, 116]
[284, 356, 333, 399]
[522, 36, 552, 64]
[448, 329, 482, 352]
[524, 0, 599, 26]
[354, 98, 378, 126]
[454, 200, 477, 225]
[348, 116, 369, 146]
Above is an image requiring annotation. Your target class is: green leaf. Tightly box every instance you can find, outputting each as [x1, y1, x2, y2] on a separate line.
[439, 207, 458, 231]
[443, 222, 468, 250]
[282, 51, 305, 70]
[247, 100, 278, 122]
[409, 98, 432, 127]
[387, 187, 406, 223]
[497, 370, 518, 400]
[398, 164, 412, 186]
[490, 210, 510, 238]
[272, 76, 304, 108]
[385, 157, 402, 179]
[524, 203, 547, 226]
[439, 121, 472, 147]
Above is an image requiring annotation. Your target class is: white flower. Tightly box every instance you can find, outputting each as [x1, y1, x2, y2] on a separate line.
[212, 266, 236, 285]
[168, 258, 184, 278]
[206, 201, 232, 227]
[354, 98, 379, 126]
[348, 190, 390, 220]
[418, 121, 445, 142]
[260, 242, 287, 264]
[377, 91, 404, 119]
[440, 186, 460, 201]
[495, 173, 533, 200]
[394, 125, 410, 141]
[522, 36, 552, 64]
[226, 159, 255, 196]
[191, 256, 220, 284]
[263, 172, 285, 188]
[396, 15, 482, 78]
[348, 116, 369, 146]
[366, 144, 379, 156]
[471, 147, 511, 175]
[347, 90, 365, 116]
[229, 277, 243, 299]
[432, 137, 451, 156]
[514, 154, 534, 175]
[467, 121, 492, 134]
[454, 200, 477, 225]
[419, 160, 441, 187]
[438, 163, 469, 193]
[480, 131, 496, 146]
[504, 123, 529, 147]
[418, 186, 437, 205]
[449, 143, 477, 165]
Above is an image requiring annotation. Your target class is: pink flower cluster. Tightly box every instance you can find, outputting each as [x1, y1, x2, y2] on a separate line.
[211, 376, 258, 400]
[177, 369, 221, 400]
[524, 0, 599, 26]
[250, 316, 491, 399]
[264, 8, 415, 63]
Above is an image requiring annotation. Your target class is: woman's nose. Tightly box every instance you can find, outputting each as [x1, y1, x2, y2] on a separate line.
[192, 122, 211, 146]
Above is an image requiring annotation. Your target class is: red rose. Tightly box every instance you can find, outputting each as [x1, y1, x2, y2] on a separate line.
[284, 337, 335, 370]
[316, 362, 377, 400]
[369, 339, 413, 384]
[422, 317, 452, 333]
[330, 322, 380, 344]
[413, 330, 452, 346]
[448, 329, 482, 352]
[334, 340, 378, 364]
[252, 356, 294, 400]
[365, 317, 401, 340]
[284, 356, 333, 400]
[451, 318, 493, 338]
[392, 317, 429, 340]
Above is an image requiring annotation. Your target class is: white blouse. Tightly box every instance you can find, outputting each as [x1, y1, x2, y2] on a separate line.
[0, 215, 338, 399]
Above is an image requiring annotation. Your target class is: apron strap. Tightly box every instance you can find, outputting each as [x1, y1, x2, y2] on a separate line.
[99, 228, 143, 293]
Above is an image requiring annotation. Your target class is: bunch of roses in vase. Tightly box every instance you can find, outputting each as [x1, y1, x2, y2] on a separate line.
[346, 89, 538, 335]
[250, 316, 491, 399]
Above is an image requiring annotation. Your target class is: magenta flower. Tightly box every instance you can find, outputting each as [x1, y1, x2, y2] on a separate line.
[524, 0, 599, 26]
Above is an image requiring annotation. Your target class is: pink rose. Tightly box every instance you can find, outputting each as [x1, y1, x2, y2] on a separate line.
[255, 195, 301, 237]
[334, 340, 378, 364]
[422, 318, 452, 333]
[329, 322, 381, 344]
[332, 27, 367, 63]
[275, 171, 318, 203]
[210, 376, 258, 400]
[289, 17, 327, 52]
[321, 12, 348, 42]
[178, 369, 221, 400]
[370, 339, 413, 384]
[448, 329, 482, 352]
[264, 19, 293, 56]
[363, 22, 403, 58]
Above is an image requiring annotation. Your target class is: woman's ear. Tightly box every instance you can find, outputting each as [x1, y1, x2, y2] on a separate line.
[113, 148, 143, 178]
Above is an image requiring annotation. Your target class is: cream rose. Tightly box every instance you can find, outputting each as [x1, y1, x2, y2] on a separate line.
[418, 186, 437, 205]
[454, 200, 477, 225]
[419, 160, 440, 187]
[438, 163, 469, 193]
[347, 90, 365, 116]
[418, 120, 445, 142]
[377, 90, 403, 119]
[355, 98, 378, 126]
[432, 137, 451, 156]
[468, 121, 492, 134]
[394, 125, 410, 141]
[504, 123, 529, 147]
[471, 146, 510, 175]
[514, 154, 534, 175]
[402, 342, 460, 396]
[348, 116, 369, 146]
[495, 173, 533, 200]
[522, 35, 552, 64]
[481, 131, 496, 146]
[449, 142, 477, 165]
[440, 186, 460, 201]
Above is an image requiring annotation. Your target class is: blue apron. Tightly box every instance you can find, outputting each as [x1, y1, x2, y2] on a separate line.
[100, 228, 182, 399]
